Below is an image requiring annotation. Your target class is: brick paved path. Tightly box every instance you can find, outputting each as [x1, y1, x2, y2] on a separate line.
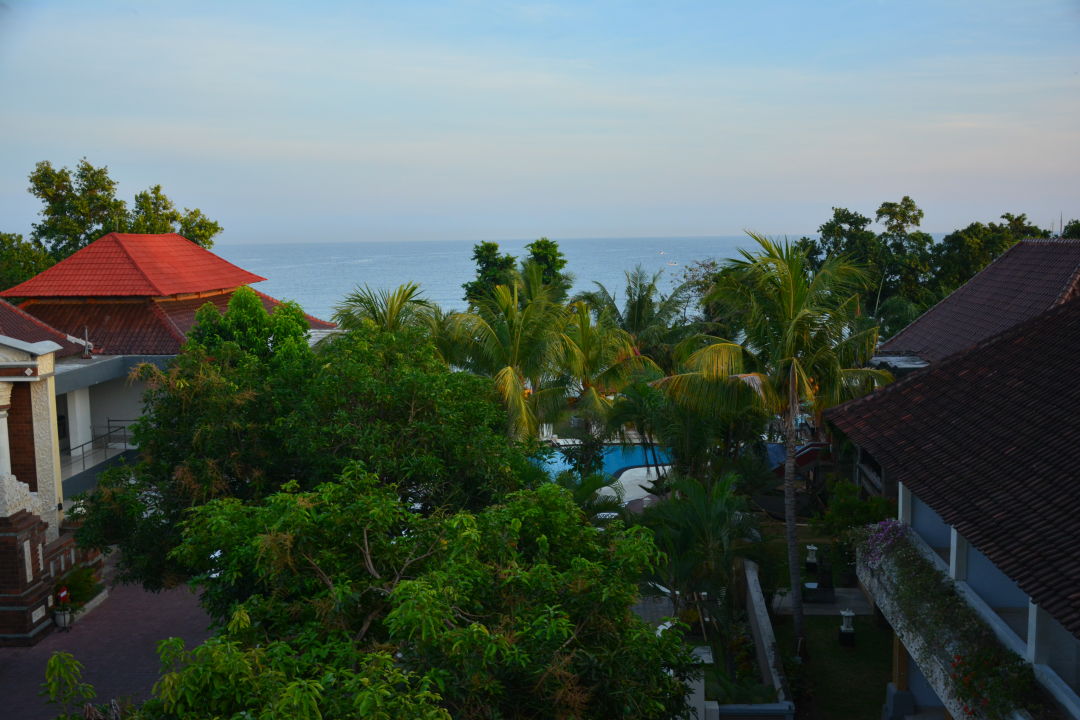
[0, 579, 210, 719]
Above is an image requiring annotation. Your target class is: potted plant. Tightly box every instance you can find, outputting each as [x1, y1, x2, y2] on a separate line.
[53, 585, 74, 631]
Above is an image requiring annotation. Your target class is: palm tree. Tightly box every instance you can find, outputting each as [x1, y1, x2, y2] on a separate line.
[454, 283, 569, 438]
[576, 266, 692, 370]
[663, 233, 890, 646]
[332, 282, 432, 333]
[607, 379, 667, 477]
[642, 474, 758, 667]
[554, 471, 625, 526]
[560, 301, 659, 426]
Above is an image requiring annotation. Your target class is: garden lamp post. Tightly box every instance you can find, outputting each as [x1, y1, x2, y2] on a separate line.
[839, 608, 855, 646]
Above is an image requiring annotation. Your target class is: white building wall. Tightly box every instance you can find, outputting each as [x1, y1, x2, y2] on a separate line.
[88, 377, 145, 434]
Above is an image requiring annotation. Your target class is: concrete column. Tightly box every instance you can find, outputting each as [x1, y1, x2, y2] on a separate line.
[949, 527, 968, 581]
[897, 481, 912, 524]
[1027, 601, 1051, 664]
[66, 387, 92, 457]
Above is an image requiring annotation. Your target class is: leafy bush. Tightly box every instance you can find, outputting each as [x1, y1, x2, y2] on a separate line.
[54, 566, 102, 611]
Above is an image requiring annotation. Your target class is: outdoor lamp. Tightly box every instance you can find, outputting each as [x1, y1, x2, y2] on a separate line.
[839, 608, 855, 647]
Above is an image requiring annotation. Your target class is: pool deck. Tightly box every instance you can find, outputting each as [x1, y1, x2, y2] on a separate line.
[598, 465, 670, 509]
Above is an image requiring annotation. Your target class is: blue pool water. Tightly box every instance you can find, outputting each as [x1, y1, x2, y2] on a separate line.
[541, 444, 671, 478]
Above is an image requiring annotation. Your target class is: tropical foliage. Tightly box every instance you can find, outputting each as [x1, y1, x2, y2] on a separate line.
[60, 211, 1071, 714]
[663, 234, 890, 643]
[76, 287, 538, 588]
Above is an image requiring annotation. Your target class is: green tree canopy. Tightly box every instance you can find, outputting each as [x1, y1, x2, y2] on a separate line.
[0, 232, 54, 291]
[522, 236, 573, 302]
[1062, 219, 1080, 239]
[664, 233, 890, 644]
[76, 287, 537, 588]
[462, 241, 517, 304]
[932, 213, 1049, 295]
[24, 158, 222, 260]
[107, 467, 695, 719]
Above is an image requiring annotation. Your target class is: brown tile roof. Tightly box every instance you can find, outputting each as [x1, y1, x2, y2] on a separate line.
[0, 300, 84, 357]
[879, 239, 1080, 364]
[21, 290, 335, 356]
[21, 300, 187, 355]
[828, 297, 1080, 639]
[156, 290, 336, 335]
[0, 233, 266, 298]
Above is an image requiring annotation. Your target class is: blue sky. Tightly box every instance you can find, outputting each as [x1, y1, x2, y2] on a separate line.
[0, 0, 1077, 243]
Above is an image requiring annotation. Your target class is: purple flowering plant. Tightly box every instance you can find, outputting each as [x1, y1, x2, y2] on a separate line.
[861, 518, 907, 569]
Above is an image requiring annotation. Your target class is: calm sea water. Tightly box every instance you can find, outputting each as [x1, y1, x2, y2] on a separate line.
[215, 236, 750, 322]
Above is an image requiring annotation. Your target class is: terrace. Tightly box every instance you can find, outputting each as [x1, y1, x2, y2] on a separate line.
[858, 487, 1080, 719]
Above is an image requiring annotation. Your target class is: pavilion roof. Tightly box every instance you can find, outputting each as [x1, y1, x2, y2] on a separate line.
[0, 233, 265, 298]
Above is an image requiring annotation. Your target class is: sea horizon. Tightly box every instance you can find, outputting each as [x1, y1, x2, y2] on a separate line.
[215, 235, 757, 322]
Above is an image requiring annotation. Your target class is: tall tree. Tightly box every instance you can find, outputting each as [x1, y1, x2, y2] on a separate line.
[0, 232, 54, 290]
[462, 241, 517, 304]
[663, 234, 889, 645]
[873, 196, 935, 311]
[577, 265, 693, 370]
[560, 300, 658, 423]
[28, 159, 128, 259]
[521, 237, 573, 302]
[454, 283, 568, 437]
[127, 184, 223, 248]
[25, 158, 222, 260]
[932, 213, 1049, 295]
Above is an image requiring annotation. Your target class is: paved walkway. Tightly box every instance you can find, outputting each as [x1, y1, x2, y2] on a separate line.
[0, 578, 211, 719]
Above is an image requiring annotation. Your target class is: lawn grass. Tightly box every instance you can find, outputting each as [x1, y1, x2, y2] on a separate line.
[773, 613, 892, 720]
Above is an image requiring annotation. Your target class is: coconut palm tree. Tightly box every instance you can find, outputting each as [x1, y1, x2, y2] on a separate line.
[454, 282, 569, 438]
[607, 378, 667, 477]
[560, 301, 660, 426]
[576, 266, 693, 370]
[332, 282, 432, 333]
[663, 233, 890, 646]
[642, 474, 758, 664]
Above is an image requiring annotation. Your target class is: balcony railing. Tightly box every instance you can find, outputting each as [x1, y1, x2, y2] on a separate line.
[857, 526, 1071, 720]
[61, 419, 137, 480]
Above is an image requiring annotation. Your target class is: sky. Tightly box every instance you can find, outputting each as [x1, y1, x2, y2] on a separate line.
[0, 0, 1078, 244]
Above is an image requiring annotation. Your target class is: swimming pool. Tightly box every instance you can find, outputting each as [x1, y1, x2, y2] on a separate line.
[541, 444, 671, 478]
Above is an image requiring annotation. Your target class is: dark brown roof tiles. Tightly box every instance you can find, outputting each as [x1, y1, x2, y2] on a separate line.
[879, 239, 1080, 363]
[828, 296, 1080, 639]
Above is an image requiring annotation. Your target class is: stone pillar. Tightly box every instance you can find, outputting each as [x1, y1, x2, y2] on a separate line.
[30, 356, 63, 539]
[66, 387, 92, 457]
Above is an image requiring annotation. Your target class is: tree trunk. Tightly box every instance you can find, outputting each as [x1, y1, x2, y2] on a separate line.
[784, 371, 806, 648]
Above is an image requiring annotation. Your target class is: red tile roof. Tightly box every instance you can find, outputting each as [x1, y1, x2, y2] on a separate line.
[0, 233, 266, 298]
[0, 300, 84, 357]
[878, 239, 1080, 364]
[22, 291, 334, 356]
[828, 297, 1080, 639]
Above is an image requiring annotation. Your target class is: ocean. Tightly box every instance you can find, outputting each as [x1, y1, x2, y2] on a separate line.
[214, 236, 752, 322]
